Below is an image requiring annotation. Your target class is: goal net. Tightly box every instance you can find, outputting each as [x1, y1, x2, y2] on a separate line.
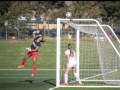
[56, 18, 120, 87]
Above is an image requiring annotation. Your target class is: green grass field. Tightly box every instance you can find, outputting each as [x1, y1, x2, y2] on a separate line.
[0, 40, 120, 90]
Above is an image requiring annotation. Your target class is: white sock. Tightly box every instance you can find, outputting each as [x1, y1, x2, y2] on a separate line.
[74, 73, 82, 84]
[64, 74, 68, 83]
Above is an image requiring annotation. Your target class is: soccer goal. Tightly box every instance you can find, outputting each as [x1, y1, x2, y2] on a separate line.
[56, 18, 120, 88]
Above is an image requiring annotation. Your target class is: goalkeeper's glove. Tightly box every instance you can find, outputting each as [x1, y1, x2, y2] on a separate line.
[26, 48, 31, 52]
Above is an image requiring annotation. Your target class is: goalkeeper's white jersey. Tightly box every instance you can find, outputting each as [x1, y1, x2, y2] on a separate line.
[65, 49, 76, 56]
[65, 49, 77, 67]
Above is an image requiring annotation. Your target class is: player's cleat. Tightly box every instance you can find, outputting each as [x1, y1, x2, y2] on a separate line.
[31, 73, 35, 77]
[62, 82, 68, 85]
[76, 81, 82, 85]
[18, 65, 24, 68]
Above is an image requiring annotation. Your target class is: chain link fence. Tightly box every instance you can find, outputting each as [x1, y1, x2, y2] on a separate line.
[0, 18, 120, 41]
[0, 18, 60, 41]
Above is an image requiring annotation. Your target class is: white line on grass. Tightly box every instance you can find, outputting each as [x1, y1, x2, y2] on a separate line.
[0, 69, 104, 71]
[48, 87, 59, 90]
[0, 69, 56, 71]
[0, 77, 55, 78]
[48, 86, 120, 90]
[59, 86, 120, 88]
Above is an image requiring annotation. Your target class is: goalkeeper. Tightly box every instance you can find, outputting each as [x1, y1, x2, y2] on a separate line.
[63, 43, 82, 85]
[18, 30, 44, 77]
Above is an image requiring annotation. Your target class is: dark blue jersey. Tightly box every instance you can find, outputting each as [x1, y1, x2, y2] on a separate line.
[31, 38, 41, 52]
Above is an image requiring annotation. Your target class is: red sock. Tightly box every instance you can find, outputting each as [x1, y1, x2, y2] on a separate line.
[32, 66, 36, 74]
[21, 58, 26, 66]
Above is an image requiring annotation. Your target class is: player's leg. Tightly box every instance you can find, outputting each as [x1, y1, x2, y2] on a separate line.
[18, 51, 32, 68]
[31, 57, 37, 77]
[72, 67, 82, 85]
[63, 66, 71, 85]
[31, 52, 38, 77]
[18, 54, 30, 68]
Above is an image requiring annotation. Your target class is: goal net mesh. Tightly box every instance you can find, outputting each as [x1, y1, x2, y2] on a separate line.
[56, 18, 120, 87]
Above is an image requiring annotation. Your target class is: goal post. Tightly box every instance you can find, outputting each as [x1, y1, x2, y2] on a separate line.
[56, 18, 120, 87]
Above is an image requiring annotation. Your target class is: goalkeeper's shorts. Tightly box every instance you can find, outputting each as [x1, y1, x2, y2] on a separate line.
[27, 51, 38, 58]
[67, 59, 77, 68]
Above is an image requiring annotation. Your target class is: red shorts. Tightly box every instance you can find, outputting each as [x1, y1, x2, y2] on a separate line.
[27, 51, 38, 58]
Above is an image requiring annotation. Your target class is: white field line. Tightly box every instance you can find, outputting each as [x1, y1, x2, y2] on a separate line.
[48, 86, 120, 90]
[0, 77, 55, 78]
[0, 69, 102, 71]
[59, 85, 120, 88]
[0, 69, 56, 71]
[48, 87, 58, 90]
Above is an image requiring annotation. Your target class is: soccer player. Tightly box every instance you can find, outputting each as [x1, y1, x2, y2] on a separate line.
[63, 43, 82, 85]
[18, 31, 43, 77]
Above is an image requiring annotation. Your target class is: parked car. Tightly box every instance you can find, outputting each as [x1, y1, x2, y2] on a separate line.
[115, 27, 120, 36]
[8, 33, 16, 40]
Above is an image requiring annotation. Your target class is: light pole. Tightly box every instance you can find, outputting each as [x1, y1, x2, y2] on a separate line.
[14, 20, 19, 40]
[17, 20, 20, 40]
[47, 17, 50, 36]
[5, 21, 8, 40]
[43, 20, 46, 37]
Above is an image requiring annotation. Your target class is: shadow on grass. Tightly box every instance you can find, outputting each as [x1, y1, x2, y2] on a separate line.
[19, 80, 34, 84]
[43, 78, 56, 86]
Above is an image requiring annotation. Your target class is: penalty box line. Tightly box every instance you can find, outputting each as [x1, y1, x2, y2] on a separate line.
[0, 76, 56, 78]
[0, 69, 56, 71]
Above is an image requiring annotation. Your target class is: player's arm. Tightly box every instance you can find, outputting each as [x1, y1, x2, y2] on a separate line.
[74, 54, 77, 61]
[74, 51, 77, 60]
[65, 55, 70, 66]
[32, 31, 36, 39]
[66, 54, 70, 64]
[32, 30, 40, 39]
[65, 50, 70, 62]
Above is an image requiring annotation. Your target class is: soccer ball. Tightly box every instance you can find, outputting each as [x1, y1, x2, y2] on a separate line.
[66, 12, 72, 18]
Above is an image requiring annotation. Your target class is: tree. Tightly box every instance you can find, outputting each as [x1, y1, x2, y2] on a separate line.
[0, 1, 11, 16]
[0, 1, 12, 30]
[50, 1, 102, 19]
[99, 1, 120, 28]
